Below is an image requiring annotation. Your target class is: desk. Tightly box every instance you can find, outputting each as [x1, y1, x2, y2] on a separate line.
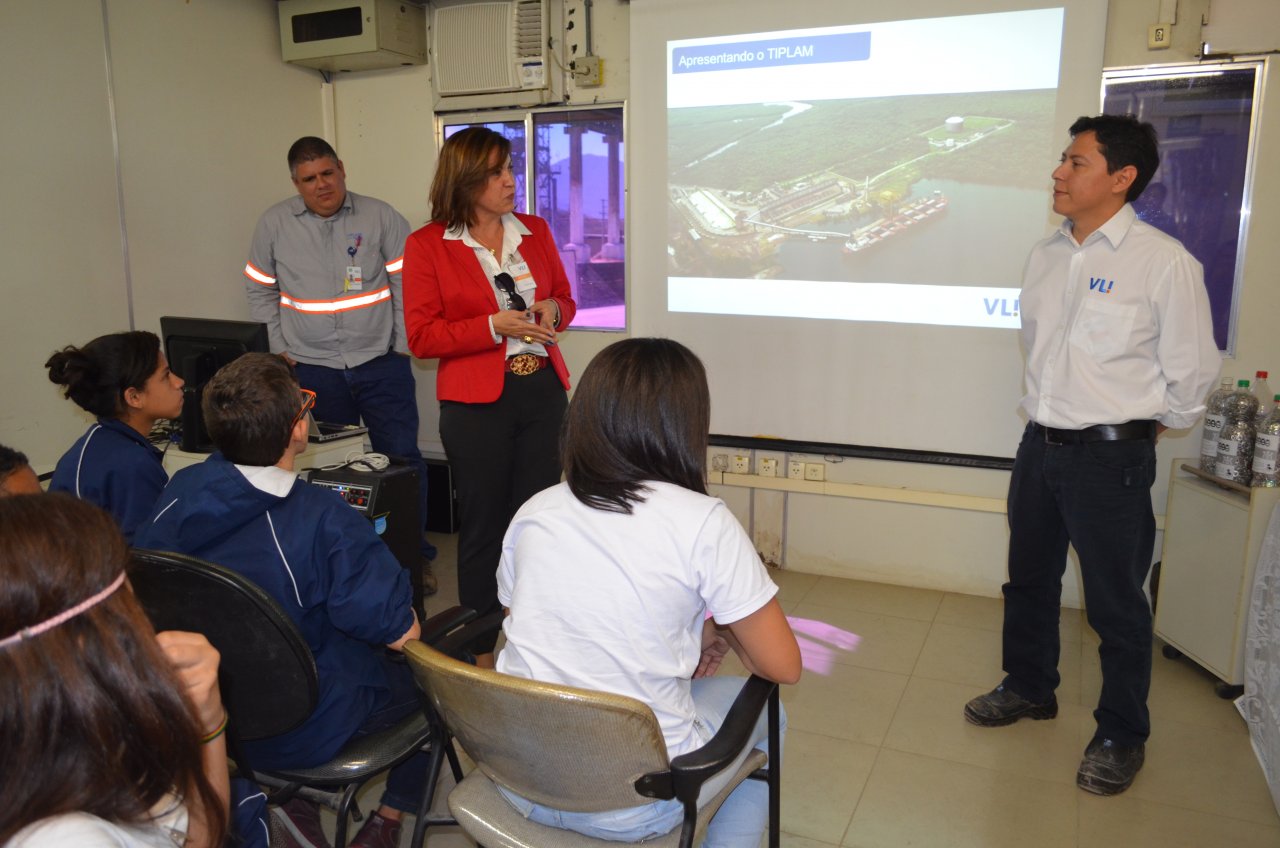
[162, 433, 369, 476]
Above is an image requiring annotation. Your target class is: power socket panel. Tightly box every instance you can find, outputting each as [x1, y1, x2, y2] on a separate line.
[759, 457, 779, 477]
[803, 463, 825, 482]
[787, 460, 805, 480]
[732, 455, 751, 475]
[711, 454, 729, 472]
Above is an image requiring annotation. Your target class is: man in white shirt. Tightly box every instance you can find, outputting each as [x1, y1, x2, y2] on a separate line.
[963, 115, 1221, 796]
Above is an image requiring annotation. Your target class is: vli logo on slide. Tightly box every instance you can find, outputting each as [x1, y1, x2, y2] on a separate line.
[1089, 277, 1115, 293]
[984, 297, 1019, 317]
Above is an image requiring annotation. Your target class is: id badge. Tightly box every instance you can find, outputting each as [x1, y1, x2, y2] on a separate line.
[345, 266, 363, 291]
[510, 261, 535, 307]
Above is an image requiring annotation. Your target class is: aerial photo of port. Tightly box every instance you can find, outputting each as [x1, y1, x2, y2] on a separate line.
[668, 90, 1056, 285]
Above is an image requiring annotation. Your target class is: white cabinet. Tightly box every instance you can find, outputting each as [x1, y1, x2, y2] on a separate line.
[1155, 459, 1280, 686]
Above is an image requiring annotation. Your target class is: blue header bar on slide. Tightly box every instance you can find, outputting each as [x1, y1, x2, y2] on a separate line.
[672, 32, 870, 74]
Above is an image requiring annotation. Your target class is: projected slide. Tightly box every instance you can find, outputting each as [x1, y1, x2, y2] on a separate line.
[666, 8, 1064, 329]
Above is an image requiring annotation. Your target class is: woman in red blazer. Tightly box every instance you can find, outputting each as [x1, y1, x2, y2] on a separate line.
[403, 127, 576, 665]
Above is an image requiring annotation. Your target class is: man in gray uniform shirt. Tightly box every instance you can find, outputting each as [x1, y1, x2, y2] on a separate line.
[244, 136, 438, 595]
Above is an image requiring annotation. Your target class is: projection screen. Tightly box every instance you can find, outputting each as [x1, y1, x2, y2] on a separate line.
[629, 0, 1109, 458]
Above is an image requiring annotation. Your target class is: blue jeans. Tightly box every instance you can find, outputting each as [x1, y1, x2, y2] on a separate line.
[294, 352, 435, 560]
[1002, 422, 1157, 746]
[499, 676, 784, 847]
[351, 655, 432, 814]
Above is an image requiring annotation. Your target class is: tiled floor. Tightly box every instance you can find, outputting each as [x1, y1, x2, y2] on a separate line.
[335, 533, 1280, 847]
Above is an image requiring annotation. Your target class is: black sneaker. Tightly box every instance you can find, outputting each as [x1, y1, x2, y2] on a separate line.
[963, 684, 1058, 727]
[1077, 737, 1144, 796]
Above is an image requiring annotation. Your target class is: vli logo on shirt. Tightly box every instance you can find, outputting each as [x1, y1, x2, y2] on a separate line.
[1089, 277, 1115, 294]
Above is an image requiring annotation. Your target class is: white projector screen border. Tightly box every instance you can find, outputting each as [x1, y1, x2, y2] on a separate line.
[629, 0, 1109, 458]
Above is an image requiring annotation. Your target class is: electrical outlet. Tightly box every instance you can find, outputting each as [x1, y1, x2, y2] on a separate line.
[732, 455, 750, 475]
[787, 460, 805, 480]
[759, 457, 779, 477]
[1148, 24, 1171, 49]
[711, 454, 728, 472]
[804, 463, 825, 482]
[574, 56, 604, 86]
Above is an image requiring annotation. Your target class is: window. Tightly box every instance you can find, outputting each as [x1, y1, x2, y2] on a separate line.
[440, 105, 626, 331]
[1102, 62, 1263, 354]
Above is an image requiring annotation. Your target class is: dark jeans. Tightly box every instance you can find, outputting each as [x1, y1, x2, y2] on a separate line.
[354, 655, 431, 814]
[439, 367, 566, 651]
[294, 352, 435, 560]
[1001, 422, 1157, 747]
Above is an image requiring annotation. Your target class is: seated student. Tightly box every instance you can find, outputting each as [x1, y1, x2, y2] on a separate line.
[46, 331, 184, 542]
[0, 444, 42, 495]
[135, 352, 424, 848]
[0, 493, 230, 848]
[495, 338, 802, 848]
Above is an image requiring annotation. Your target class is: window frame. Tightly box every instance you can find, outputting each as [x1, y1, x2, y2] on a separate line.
[436, 102, 629, 332]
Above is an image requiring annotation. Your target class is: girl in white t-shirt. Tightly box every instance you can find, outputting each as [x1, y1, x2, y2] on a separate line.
[496, 338, 802, 848]
[0, 494, 230, 848]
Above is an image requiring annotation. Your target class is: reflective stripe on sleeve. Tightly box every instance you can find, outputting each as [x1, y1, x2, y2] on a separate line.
[279, 286, 392, 313]
[385, 256, 403, 274]
[244, 263, 276, 286]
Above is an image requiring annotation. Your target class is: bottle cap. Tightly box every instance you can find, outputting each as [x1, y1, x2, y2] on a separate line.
[1258, 370, 1269, 379]
[1239, 379, 1250, 387]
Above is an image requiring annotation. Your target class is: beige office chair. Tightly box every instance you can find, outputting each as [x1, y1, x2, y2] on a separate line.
[403, 633, 781, 848]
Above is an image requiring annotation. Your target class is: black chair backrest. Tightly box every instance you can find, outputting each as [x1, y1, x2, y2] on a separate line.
[130, 548, 319, 741]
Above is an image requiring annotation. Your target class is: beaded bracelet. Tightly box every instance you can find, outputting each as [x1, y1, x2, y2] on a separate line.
[201, 711, 229, 745]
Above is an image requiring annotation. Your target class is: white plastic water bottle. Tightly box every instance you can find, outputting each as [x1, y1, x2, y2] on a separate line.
[1200, 377, 1234, 472]
[1254, 395, 1280, 488]
[1253, 371, 1273, 426]
[1217, 380, 1259, 483]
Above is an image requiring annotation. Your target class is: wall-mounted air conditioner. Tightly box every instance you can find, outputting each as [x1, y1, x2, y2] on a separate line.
[279, 0, 427, 73]
[432, 0, 549, 98]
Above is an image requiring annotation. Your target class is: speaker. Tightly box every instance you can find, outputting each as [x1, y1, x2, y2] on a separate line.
[306, 462, 423, 611]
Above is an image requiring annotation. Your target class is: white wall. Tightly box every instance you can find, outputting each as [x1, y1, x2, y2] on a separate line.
[1, 0, 323, 471]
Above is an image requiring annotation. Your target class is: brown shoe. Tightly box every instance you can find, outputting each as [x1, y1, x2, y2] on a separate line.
[271, 798, 331, 848]
[348, 811, 401, 848]
[421, 557, 439, 597]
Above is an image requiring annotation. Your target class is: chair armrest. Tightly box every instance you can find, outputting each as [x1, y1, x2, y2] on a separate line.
[426, 611, 505, 661]
[420, 605, 478, 646]
[666, 675, 778, 804]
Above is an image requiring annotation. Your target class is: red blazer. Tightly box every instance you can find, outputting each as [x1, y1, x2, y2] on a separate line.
[403, 213, 577, 403]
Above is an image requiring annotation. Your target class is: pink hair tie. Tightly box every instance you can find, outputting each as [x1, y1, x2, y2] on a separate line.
[0, 572, 127, 650]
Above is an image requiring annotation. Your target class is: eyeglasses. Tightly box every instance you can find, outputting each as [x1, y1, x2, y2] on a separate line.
[494, 272, 526, 312]
[291, 388, 317, 430]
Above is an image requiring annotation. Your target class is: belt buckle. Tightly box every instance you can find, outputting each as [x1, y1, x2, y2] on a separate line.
[1043, 427, 1066, 446]
[508, 353, 539, 376]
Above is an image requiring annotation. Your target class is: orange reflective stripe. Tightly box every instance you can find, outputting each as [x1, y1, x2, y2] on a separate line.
[279, 286, 392, 313]
[385, 256, 404, 274]
[244, 262, 276, 286]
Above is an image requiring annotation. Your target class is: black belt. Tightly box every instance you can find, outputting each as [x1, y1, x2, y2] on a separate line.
[1033, 420, 1156, 445]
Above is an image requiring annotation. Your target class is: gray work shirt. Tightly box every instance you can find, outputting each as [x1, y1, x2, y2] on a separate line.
[243, 191, 411, 369]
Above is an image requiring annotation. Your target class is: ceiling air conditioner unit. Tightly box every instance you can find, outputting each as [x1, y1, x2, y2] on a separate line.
[432, 0, 548, 97]
[279, 0, 427, 73]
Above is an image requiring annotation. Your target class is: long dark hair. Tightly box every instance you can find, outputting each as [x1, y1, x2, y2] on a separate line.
[45, 331, 162, 419]
[0, 494, 227, 844]
[563, 338, 710, 513]
[429, 126, 512, 230]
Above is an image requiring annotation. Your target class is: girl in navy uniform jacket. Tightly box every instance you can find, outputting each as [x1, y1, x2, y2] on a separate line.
[47, 330, 184, 542]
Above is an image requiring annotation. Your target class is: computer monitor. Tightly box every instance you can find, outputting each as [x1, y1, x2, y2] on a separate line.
[160, 316, 270, 452]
